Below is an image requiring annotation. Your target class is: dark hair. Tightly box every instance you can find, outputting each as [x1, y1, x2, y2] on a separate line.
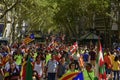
[110, 51, 114, 55]
[114, 56, 119, 61]
[69, 62, 76, 69]
[60, 56, 65, 59]
[33, 70, 38, 76]
[86, 63, 92, 68]
[35, 55, 41, 61]
[33, 70, 39, 80]
[24, 55, 29, 61]
[51, 53, 56, 57]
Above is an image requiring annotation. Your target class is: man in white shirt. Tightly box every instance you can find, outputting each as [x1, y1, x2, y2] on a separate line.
[46, 53, 58, 80]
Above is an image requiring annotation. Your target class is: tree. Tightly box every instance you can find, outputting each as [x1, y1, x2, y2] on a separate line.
[0, 0, 20, 19]
[1, 0, 59, 42]
[54, 0, 110, 37]
[1, 0, 111, 42]
[17, 0, 59, 34]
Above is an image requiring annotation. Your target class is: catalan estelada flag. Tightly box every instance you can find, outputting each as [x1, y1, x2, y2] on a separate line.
[23, 33, 35, 44]
[73, 72, 84, 80]
[23, 37, 33, 44]
[59, 72, 84, 80]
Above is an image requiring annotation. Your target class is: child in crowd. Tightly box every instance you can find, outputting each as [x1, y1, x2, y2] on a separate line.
[66, 62, 79, 73]
[83, 63, 95, 80]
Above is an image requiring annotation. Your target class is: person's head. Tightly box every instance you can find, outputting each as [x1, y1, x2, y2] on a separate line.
[85, 63, 92, 72]
[51, 54, 56, 60]
[85, 49, 89, 53]
[17, 48, 21, 54]
[60, 56, 66, 62]
[10, 63, 16, 70]
[110, 51, 114, 55]
[114, 55, 119, 61]
[90, 48, 94, 51]
[23, 55, 28, 62]
[9, 55, 14, 63]
[106, 51, 111, 55]
[33, 70, 38, 76]
[69, 62, 76, 70]
[36, 55, 41, 61]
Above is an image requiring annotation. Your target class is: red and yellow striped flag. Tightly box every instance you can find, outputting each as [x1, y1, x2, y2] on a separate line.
[23, 37, 33, 44]
[59, 72, 79, 80]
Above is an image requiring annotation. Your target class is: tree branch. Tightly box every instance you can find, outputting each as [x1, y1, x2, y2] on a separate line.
[2, 0, 7, 7]
[0, 0, 19, 19]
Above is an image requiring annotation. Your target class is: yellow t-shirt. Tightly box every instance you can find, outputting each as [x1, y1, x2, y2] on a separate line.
[109, 54, 115, 64]
[112, 61, 120, 71]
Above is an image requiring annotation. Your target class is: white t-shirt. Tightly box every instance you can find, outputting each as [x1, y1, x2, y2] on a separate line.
[34, 61, 43, 76]
[47, 60, 58, 73]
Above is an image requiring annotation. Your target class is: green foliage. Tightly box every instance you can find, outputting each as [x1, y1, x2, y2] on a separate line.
[53, 0, 110, 37]
[17, 0, 59, 33]
[87, 0, 110, 14]
[1, 0, 110, 37]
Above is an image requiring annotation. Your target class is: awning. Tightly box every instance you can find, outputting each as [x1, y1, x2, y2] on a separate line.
[80, 32, 100, 40]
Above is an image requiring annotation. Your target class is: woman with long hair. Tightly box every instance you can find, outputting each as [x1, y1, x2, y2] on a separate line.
[33, 55, 44, 80]
[112, 55, 120, 80]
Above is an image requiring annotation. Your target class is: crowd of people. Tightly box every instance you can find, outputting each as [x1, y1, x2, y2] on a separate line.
[0, 35, 120, 80]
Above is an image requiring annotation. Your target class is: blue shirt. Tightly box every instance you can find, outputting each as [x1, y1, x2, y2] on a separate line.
[83, 53, 89, 62]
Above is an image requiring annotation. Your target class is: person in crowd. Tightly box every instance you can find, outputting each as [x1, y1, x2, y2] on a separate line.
[45, 51, 51, 65]
[83, 63, 95, 80]
[104, 49, 112, 77]
[20, 56, 27, 80]
[4, 55, 19, 78]
[109, 51, 115, 66]
[33, 55, 44, 80]
[88, 48, 97, 67]
[46, 54, 58, 80]
[55, 52, 61, 62]
[32, 70, 39, 80]
[83, 49, 89, 63]
[14, 49, 23, 71]
[7, 62, 20, 80]
[112, 55, 120, 80]
[32, 50, 38, 62]
[72, 51, 81, 70]
[57, 56, 68, 78]
[66, 62, 79, 73]
[37, 49, 46, 62]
